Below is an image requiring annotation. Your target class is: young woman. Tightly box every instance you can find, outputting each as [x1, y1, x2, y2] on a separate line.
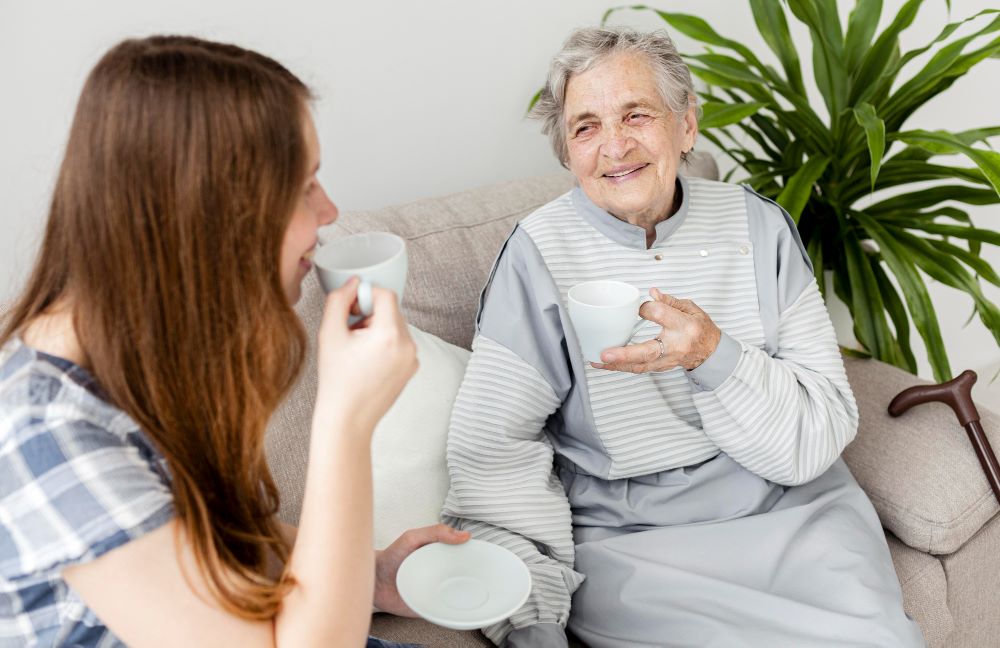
[0, 35, 467, 647]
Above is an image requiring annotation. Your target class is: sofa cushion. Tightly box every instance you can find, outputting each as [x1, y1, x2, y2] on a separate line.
[266, 272, 471, 541]
[885, 532, 952, 648]
[371, 326, 469, 549]
[842, 356, 1000, 554]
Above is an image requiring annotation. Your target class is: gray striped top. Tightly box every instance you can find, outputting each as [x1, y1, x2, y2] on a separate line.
[442, 176, 858, 644]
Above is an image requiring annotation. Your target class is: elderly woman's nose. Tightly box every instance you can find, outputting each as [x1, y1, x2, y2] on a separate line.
[602, 125, 636, 158]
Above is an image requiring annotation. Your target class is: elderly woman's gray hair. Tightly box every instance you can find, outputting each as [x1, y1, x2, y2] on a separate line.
[530, 26, 698, 166]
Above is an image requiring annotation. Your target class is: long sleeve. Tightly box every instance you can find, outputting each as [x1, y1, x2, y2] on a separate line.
[688, 190, 859, 486]
[441, 227, 584, 646]
[691, 281, 859, 485]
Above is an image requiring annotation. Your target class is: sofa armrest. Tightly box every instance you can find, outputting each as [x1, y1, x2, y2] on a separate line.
[842, 357, 1000, 554]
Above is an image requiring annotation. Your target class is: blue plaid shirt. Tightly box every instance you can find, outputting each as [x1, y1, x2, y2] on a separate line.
[0, 338, 174, 647]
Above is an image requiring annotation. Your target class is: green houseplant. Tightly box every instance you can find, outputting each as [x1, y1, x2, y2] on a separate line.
[569, 1, 1000, 382]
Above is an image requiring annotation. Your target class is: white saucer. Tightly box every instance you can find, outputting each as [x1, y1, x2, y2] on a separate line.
[396, 539, 532, 630]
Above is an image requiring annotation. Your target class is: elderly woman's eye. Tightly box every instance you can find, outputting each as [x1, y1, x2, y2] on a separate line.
[627, 113, 650, 123]
[575, 124, 593, 137]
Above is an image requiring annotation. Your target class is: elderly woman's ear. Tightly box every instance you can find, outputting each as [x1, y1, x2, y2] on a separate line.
[682, 103, 699, 153]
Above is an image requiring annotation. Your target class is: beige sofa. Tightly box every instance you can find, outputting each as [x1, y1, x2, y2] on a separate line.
[266, 165, 1000, 648]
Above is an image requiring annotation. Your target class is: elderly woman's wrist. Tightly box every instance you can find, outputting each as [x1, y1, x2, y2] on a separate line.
[686, 331, 740, 390]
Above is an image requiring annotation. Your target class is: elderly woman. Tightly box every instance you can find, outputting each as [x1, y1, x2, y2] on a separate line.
[442, 26, 924, 647]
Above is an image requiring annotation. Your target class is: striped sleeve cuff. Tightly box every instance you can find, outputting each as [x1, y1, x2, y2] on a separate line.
[687, 331, 740, 391]
[505, 623, 568, 648]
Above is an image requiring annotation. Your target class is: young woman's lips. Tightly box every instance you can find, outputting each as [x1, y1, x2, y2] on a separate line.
[603, 163, 649, 183]
[300, 248, 315, 271]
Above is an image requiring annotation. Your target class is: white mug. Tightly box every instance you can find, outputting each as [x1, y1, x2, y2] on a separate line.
[567, 280, 653, 363]
[314, 232, 408, 321]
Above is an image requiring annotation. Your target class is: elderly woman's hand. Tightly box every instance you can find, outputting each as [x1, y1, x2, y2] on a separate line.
[593, 287, 721, 374]
[374, 524, 471, 616]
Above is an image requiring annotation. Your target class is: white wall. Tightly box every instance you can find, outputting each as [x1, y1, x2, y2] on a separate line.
[2, 0, 998, 406]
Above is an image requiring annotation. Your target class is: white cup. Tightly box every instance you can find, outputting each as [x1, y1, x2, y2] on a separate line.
[567, 280, 653, 363]
[314, 232, 408, 320]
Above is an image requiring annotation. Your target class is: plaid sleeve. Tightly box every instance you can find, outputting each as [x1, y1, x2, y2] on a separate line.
[0, 415, 175, 579]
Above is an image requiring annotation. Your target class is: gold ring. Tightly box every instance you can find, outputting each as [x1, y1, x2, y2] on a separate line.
[654, 337, 665, 359]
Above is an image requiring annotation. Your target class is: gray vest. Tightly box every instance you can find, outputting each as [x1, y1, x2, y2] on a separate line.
[521, 177, 765, 480]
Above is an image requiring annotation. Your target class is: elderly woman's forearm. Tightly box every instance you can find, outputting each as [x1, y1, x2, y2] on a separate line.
[443, 335, 583, 643]
[692, 283, 858, 485]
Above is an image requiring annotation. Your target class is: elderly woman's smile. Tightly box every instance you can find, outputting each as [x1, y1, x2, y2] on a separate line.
[563, 52, 697, 236]
[603, 162, 649, 182]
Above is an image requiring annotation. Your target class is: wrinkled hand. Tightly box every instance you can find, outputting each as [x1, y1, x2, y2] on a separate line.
[593, 287, 721, 374]
[374, 524, 471, 616]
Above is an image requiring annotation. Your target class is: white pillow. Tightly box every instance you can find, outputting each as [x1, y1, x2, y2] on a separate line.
[371, 325, 470, 549]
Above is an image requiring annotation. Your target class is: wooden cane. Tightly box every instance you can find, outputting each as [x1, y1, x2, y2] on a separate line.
[888, 370, 1000, 507]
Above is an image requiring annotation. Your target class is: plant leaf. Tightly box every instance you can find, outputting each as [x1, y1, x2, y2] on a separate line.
[699, 101, 767, 129]
[843, 224, 897, 360]
[894, 15, 1000, 98]
[883, 220, 1000, 246]
[878, 207, 972, 225]
[852, 103, 886, 191]
[867, 185, 999, 213]
[845, 0, 884, 72]
[687, 64, 771, 103]
[777, 155, 831, 223]
[852, 211, 953, 381]
[786, 0, 848, 121]
[841, 346, 874, 359]
[930, 238, 1000, 287]
[842, 161, 990, 203]
[699, 130, 764, 171]
[644, 7, 769, 71]
[699, 96, 784, 160]
[885, 30, 1000, 130]
[871, 259, 919, 372]
[897, 130, 1000, 196]
[689, 53, 772, 85]
[881, 221, 1000, 286]
[950, 125, 1000, 148]
[893, 9, 1000, 74]
[750, 112, 791, 151]
[748, 0, 806, 95]
[875, 162, 988, 187]
[773, 108, 833, 154]
[850, 0, 923, 105]
[526, 88, 542, 115]
[893, 231, 1000, 341]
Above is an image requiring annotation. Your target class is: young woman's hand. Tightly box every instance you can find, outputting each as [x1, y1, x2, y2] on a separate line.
[314, 277, 418, 437]
[374, 524, 471, 616]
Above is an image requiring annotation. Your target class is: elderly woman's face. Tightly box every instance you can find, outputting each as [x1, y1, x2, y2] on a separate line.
[564, 53, 697, 224]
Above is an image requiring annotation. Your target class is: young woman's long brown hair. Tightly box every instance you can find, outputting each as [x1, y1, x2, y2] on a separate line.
[0, 36, 311, 618]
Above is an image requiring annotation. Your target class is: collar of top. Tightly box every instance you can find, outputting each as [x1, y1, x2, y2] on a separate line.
[570, 174, 691, 250]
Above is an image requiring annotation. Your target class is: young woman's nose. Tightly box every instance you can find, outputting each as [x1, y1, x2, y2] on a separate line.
[314, 184, 338, 225]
